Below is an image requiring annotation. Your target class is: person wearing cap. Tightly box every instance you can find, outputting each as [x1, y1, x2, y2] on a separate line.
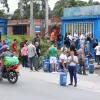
[95, 43, 100, 65]
[11, 39, 17, 56]
[67, 49, 78, 87]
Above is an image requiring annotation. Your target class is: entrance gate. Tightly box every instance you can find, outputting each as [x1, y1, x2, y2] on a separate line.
[66, 22, 94, 37]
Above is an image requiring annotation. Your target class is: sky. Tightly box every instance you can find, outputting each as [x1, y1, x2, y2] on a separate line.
[0, 0, 100, 14]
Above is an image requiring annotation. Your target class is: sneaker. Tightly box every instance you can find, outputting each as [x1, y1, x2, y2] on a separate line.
[74, 84, 77, 87]
[30, 70, 33, 72]
[0, 78, 3, 82]
[69, 83, 73, 85]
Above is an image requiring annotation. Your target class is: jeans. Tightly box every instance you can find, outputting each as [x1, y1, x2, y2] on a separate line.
[29, 56, 38, 71]
[68, 66, 77, 85]
[22, 56, 28, 68]
[97, 55, 100, 65]
[57, 41, 62, 49]
[36, 57, 40, 69]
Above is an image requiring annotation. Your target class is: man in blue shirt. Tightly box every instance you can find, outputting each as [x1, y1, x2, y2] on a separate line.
[6, 37, 10, 48]
[0, 40, 3, 55]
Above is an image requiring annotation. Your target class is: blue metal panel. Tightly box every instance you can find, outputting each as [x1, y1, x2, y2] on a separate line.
[0, 19, 8, 35]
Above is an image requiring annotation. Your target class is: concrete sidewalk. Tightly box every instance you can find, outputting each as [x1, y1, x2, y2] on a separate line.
[20, 66, 100, 93]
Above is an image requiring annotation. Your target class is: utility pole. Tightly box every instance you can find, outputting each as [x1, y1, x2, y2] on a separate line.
[45, 0, 49, 37]
[20, 0, 24, 35]
[30, 0, 35, 37]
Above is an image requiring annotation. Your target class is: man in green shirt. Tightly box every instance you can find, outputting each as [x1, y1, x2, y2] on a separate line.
[49, 44, 57, 72]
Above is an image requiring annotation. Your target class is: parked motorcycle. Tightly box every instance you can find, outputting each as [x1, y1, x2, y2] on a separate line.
[2, 65, 19, 84]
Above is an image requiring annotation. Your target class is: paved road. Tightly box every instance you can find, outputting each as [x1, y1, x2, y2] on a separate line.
[0, 68, 100, 100]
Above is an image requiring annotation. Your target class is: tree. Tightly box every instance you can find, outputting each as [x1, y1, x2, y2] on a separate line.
[0, 0, 9, 12]
[12, 2, 41, 19]
[88, 0, 93, 5]
[0, 9, 8, 18]
[52, 0, 88, 17]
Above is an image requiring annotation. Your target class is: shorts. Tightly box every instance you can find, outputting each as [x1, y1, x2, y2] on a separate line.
[50, 57, 57, 64]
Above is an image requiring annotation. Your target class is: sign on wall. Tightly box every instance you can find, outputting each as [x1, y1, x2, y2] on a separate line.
[64, 5, 100, 17]
[35, 26, 40, 32]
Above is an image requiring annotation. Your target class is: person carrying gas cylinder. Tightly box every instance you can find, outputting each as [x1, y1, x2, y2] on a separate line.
[67, 49, 78, 87]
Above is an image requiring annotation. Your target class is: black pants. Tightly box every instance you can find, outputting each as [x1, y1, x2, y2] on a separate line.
[68, 66, 77, 85]
[29, 56, 38, 71]
[97, 55, 100, 65]
[22, 56, 28, 68]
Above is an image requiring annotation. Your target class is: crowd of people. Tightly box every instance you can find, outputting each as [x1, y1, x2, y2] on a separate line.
[49, 30, 100, 87]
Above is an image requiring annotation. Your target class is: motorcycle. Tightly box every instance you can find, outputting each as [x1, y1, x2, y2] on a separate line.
[2, 65, 19, 84]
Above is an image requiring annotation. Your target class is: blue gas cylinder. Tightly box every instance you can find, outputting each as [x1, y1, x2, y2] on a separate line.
[42, 60, 46, 67]
[89, 64, 94, 74]
[60, 72, 67, 86]
[76, 64, 80, 73]
[56, 63, 60, 72]
[43, 62, 49, 72]
[43, 56, 47, 60]
[49, 64, 52, 72]
[84, 57, 88, 67]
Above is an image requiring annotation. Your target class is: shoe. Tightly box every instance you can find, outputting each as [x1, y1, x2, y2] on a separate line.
[69, 83, 73, 85]
[74, 84, 77, 87]
[0, 78, 3, 82]
[30, 70, 33, 72]
[83, 73, 88, 75]
[36, 70, 39, 72]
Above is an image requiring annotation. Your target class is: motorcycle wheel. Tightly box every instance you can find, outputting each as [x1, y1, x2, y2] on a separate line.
[8, 71, 18, 84]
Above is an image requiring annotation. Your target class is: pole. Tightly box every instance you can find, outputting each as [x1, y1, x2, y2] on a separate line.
[30, 0, 35, 37]
[45, 0, 49, 37]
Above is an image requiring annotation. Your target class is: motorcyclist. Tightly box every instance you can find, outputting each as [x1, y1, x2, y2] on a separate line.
[0, 46, 13, 81]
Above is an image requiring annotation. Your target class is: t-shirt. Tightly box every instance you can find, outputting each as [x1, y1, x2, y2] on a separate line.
[95, 46, 100, 55]
[80, 34, 85, 43]
[27, 44, 36, 58]
[49, 46, 57, 57]
[68, 56, 78, 66]
[11, 41, 17, 52]
[59, 53, 67, 63]
[74, 33, 78, 41]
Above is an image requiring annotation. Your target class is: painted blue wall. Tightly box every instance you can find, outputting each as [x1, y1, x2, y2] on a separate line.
[0, 19, 8, 35]
[61, 15, 100, 57]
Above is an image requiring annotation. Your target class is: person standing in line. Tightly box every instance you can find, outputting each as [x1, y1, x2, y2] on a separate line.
[6, 37, 10, 48]
[77, 44, 87, 75]
[95, 43, 100, 65]
[50, 29, 56, 44]
[92, 39, 98, 62]
[57, 32, 63, 49]
[0, 40, 3, 55]
[74, 31, 79, 49]
[67, 49, 78, 87]
[49, 43, 57, 72]
[33, 33, 40, 45]
[59, 48, 68, 71]
[27, 40, 38, 72]
[35, 42, 41, 70]
[0, 28, 2, 40]
[21, 44, 28, 68]
[11, 39, 17, 56]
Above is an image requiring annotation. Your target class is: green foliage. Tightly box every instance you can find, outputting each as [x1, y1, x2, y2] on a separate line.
[0, 9, 8, 18]
[2, 35, 51, 66]
[52, 0, 100, 17]
[0, 0, 9, 12]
